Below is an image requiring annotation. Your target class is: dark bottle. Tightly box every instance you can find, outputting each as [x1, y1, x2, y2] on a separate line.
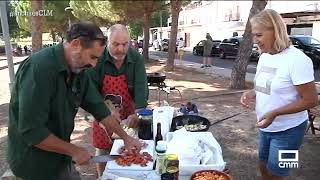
[155, 122, 163, 146]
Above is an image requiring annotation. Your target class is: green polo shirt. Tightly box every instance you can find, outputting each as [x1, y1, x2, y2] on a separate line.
[86, 48, 148, 109]
[7, 43, 110, 180]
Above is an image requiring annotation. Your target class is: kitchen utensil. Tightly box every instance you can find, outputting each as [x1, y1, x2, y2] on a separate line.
[170, 115, 210, 132]
[90, 155, 115, 163]
[190, 170, 231, 180]
[147, 72, 166, 84]
[170, 113, 242, 132]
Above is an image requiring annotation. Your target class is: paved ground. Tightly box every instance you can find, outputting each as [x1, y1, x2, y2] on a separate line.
[0, 57, 319, 180]
[149, 49, 320, 82]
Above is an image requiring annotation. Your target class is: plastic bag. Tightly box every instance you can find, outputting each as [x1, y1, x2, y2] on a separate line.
[166, 128, 202, 165]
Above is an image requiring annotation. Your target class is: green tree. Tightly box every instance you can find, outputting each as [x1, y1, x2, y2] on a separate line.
[230, 0, 267, 89]
[110, 0, 168, 62]
[166, 0, 191, 71]
[150, 9, 170, 28]
[0, 1, 30, 39]
[70, 0, 120, 27]
[128, 20, 143, 39]
[14, 0, 70, 41]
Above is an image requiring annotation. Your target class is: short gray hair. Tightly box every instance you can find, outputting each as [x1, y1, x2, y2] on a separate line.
[250, 9, 290, 53]
[107, 24, 129, 38]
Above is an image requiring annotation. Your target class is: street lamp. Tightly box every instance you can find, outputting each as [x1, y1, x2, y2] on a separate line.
[65, 7, 73, 28]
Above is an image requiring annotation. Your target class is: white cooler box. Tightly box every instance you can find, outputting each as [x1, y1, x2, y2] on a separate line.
[166, 131, 226, 176]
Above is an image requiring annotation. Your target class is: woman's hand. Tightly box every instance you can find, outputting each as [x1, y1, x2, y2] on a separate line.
[240, 90, 256, 108]
[256, 110, 277, 128]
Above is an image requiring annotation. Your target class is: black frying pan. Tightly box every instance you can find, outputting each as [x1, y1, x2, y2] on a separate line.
[170, 115, 210, 132]
[147, 72, 166, 84]
[170, 113, 242, 132]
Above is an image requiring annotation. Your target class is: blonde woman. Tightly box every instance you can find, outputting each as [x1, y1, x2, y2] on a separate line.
[240, 9, 318, 180]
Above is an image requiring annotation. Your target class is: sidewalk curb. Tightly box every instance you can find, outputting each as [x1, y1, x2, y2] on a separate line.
[0, 61, 23, 71]
[149, 54, 255, 83]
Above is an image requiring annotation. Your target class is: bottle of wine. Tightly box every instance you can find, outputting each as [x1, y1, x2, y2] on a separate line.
[155, 122, 163, 146]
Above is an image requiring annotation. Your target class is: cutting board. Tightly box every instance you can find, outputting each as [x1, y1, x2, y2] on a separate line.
[107, 140, 155, 171]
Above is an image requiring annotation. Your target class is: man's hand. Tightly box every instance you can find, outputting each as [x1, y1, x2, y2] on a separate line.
[70, 146, 91, 165]
[100, 114, 143, 153]
[123, 136, 144, 154]
[124, 114, 139, 128]
[240, 90, 256, 108]
[256, 110, 277, 128]
[34, 134, 91, 165]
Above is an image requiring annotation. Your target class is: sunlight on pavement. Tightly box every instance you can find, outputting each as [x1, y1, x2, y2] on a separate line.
[0, 127, 8, 140]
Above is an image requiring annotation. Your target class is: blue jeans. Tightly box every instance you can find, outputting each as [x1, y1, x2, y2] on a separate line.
[258, 120, 307, 176]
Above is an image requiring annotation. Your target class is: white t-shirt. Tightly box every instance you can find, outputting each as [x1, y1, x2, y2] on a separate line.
[254, 45, 314, 132]
[177, 40, 184, 49]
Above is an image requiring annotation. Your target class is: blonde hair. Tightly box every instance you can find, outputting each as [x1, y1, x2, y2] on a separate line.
[250, 9, 290, 53]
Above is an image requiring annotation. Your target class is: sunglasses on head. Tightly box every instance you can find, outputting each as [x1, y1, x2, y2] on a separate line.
[72, 33, 107, 45]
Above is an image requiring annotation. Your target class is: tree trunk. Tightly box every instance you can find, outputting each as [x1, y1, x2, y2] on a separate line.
[230, 0, 267, 89]
[30, 0, 43, 53]
[50, 31, 56, 42]
[142, 13, 150, 63]
[166, 0, 181, 72]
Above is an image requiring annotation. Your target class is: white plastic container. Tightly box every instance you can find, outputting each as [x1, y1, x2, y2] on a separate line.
[166, 132, 226, 176]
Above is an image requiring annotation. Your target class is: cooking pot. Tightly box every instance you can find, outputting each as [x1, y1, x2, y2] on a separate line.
[147, 72, 166, 84]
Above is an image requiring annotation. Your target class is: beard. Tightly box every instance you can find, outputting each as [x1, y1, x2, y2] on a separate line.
[108, 48, 126, 61]
[70, 52, 91, 74]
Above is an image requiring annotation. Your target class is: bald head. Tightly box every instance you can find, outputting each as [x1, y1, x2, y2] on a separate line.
[107, 24, 130, 61]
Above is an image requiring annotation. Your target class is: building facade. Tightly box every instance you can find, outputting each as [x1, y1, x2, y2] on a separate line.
[150, 0, 320, 50]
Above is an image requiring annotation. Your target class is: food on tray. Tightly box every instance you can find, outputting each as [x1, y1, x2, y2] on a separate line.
[115, 145, 152, 167]
[176, 123, 207, 131]
[117, 142, 148, 154]
[192, 171, 229, 180]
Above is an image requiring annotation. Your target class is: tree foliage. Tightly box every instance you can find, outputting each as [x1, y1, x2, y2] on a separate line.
[150, 9, 170, 28]
[70, 1, 121, 27]
[128, 20, 143, 39]
[109, 0, 168, 62]
[0, 1, 30, 39]
[14, 0, 69, 40]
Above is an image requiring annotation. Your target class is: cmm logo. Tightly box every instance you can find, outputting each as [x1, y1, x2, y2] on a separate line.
[278, 150, 299, 168]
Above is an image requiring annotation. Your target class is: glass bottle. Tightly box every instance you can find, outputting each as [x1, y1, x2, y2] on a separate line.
[155, 122, 163, 146]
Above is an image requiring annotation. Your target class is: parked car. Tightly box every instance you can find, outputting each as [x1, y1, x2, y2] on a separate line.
[139, 40, 152, 49]
[161, 39, 177, 52]
[161, 39, 169, 51]
[218, 37, 260, 61]
[192, 40, 221, 56]
[152, 39, 161, 50]
[289, 35, 320, 69]
[153, 38, 178, 52]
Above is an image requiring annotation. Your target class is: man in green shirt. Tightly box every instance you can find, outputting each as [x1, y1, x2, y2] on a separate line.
[7, 22, 142, 180]
[87, 24, 148, 176]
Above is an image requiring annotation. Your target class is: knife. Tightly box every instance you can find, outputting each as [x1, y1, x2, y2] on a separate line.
[90, 155, 115, 163]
